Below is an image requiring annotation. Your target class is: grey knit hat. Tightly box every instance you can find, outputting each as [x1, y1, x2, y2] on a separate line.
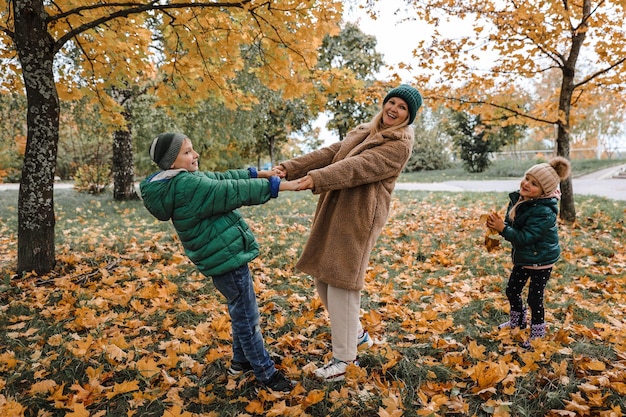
[383, 84, 423, 125]
[149, 132, 186, 170]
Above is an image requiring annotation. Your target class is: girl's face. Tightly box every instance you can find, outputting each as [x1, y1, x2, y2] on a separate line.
[382, 96, 409, 128]
[171, 138, 199, 172]
[519, 174, 543, 199]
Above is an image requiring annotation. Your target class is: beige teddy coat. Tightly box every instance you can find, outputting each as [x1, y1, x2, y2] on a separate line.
[280, 122, 414, 291]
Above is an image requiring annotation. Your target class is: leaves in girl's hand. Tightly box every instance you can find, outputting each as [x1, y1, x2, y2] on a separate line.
[0, 191, 624, 416]
[479, 213, 502, 252]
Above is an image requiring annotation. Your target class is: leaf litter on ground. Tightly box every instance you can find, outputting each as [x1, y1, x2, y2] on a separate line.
[0, 190, 624, 417]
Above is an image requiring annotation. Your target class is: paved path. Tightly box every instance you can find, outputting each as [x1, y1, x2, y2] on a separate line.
[1, 165, 624, 201]
[395, 164, 626, 201]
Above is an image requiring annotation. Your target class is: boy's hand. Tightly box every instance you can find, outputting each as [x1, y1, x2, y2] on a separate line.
[279, 180, 303, 191]
[257, 170, 277, 179]
[259, 166, 288, 179]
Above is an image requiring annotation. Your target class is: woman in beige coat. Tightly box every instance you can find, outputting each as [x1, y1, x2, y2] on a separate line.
[276, 84, 423, 381]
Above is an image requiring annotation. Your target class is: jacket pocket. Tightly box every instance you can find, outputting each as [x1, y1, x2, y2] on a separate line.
[238, 225, 254, 252]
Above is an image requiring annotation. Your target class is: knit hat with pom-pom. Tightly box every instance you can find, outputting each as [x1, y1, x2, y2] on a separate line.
[525, 156, 572, 196]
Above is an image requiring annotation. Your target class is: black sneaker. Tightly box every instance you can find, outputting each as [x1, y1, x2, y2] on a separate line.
[258, 370, 293, 393]
[228, 361, 253, 377]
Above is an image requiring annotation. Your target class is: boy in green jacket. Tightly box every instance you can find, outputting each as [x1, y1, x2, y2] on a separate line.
[140, 132, 300, 393]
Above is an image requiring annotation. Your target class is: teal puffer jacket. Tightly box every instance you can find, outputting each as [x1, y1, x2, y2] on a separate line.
[500, 191, 561, 267]
[140, 169, 278, 276]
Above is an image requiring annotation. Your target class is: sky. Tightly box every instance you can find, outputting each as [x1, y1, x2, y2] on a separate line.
[333, 2, 626, 152]
[342, 2, 427, 82]
[315, 2, 428, 144]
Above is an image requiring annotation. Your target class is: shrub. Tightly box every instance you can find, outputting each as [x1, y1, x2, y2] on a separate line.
[73, 164, 111, 194]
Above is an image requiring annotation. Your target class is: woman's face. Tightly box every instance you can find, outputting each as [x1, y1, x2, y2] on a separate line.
[519, 174, 543, 199]
[382, 96, 410, 128]
[171, 138, 199, 172]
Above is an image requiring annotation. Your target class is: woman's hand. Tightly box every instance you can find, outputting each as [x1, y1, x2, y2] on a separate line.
[296, 175, 314, 190]
[272, 165, 287, 179]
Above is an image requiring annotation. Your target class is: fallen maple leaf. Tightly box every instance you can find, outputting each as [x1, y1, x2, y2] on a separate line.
[468, 340, 486, 360]
[245, 399, 265, 414]
[65, 402, 90, 417]
[29, 379, 57, 395]
[302, 389, 325, 408]
[105, 380, 140, 399]
[163, 404, 193, 417]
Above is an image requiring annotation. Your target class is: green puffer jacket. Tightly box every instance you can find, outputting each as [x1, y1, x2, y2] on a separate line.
[500, 191, 561, 267]
[140, 168, 278, 276]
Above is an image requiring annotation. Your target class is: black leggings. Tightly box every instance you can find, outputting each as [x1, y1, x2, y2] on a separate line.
[505, 265, 552, 325]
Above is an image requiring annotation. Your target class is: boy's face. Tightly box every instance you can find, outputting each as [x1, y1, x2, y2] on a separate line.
[170, 138, 199, 172]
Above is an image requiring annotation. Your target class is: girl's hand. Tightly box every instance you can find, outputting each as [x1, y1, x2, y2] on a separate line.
[486, 213, 505, 233]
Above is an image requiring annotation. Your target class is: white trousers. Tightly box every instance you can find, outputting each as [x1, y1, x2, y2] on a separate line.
[314, 278, 363, 362]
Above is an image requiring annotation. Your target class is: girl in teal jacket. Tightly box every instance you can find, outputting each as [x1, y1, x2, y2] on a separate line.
[486, 156, 571, 348]
[140, 132, 300, 392]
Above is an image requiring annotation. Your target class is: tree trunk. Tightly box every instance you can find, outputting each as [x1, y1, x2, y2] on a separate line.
[269, 136, 275, 167]
[111, 88, 139, 201]
[554, 0, 590, 224]
[556, 71, 576, 223]
[112, 128, 139, 200]
[14, 0, 59, 275]
[557, 124, 576, 222]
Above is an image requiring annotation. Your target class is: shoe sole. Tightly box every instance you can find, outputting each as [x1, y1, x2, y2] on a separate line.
[314, 370, 346, 382]
[228, 366, 254, 377]
[254, 380, 296, 394]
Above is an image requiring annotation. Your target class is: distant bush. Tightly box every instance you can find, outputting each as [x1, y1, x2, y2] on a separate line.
[404, 136, 452, 172]
[73, 164, 111, 194]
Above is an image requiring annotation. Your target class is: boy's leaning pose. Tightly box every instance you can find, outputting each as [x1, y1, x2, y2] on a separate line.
[140, 132, 300, 392]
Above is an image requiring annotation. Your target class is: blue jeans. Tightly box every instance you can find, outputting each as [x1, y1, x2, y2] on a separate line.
[211, 264, 275, 382]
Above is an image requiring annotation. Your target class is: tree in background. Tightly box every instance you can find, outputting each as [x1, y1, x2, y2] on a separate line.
[0, 92, 26, 182]
[58, 97, 112, 193]
[404, 106, 452, 172]
[445, 110, 526, 173]
[0, 0, 343, 275]
[445, 111, 493, 173]
[317, 22, 384, 140]
[250, 92, 315, 167]
[110, 86, 145, 201]
[378, 0, 626, 222]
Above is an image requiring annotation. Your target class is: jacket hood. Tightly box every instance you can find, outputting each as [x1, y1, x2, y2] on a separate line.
[140, 170, 185, 221]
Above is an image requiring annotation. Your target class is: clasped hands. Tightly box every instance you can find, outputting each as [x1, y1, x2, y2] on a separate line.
[257, 167, 312, 191]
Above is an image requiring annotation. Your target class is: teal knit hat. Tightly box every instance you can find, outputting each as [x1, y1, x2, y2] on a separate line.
[383, 84, 423, 125]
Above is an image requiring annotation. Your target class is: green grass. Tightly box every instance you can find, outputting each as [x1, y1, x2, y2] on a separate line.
[0, 183, 625, 417]
[398, 158, 626, 182]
